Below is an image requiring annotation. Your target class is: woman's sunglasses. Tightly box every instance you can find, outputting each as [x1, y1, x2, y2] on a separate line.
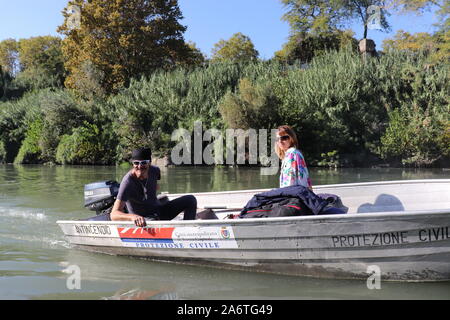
[276, 135, 290, 142]
[132, 160, 151, 166]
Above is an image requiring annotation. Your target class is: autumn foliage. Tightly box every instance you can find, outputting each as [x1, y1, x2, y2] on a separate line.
[58, 0, 195, 94]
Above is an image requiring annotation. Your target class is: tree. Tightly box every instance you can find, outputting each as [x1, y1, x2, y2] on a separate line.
[211, 33, 259, 62]
[382, 0, 449, 63]
[392, 0, 449, 31]
[390, 0, 449, 62]
[15, 36, 66, 89]
[436, 0, 450, 31]
[0, 39, 19, 76]
[281, 0, 392, 39]
[281, 0, 346, 34]
[382, 29, 449, 63]
[392, 0, 444, 13]
[218, 78, 279, 129]
[17, 37, 63, 71]
[382, 30, 435, 52]
[431, 29, 450, 63]
[70, 59, 106, 102]
[0, 66, 13, 100]
[184, 41, 206, 66]
[274, 29, 358, 64]
[58, 0, 194, 94]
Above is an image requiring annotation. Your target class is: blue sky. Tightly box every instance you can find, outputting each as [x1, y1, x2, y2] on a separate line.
[0, 0, 440, 59]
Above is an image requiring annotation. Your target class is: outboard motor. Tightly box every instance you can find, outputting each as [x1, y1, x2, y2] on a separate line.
[84, 180, 120, 217]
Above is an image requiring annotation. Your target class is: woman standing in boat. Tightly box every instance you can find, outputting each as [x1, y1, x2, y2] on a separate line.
[275, 125, 312, 190]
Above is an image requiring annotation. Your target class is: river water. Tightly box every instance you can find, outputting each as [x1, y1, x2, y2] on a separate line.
[0, 164, 449, 300]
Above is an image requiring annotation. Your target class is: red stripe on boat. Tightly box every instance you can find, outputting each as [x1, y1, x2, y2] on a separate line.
[117, 227, 175, 239]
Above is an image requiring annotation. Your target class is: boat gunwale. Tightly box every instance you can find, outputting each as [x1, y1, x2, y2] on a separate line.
[56, 208, 450, 226]
[166, 179, 450, 197]
[57, 179, 450, 226]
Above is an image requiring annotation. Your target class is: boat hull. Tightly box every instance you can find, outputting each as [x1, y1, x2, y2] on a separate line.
[58, 209, 450, 281]
[57, 180, 450, 281]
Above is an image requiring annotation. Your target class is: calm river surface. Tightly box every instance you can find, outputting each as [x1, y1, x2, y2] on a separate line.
[1, 164, 449, 300]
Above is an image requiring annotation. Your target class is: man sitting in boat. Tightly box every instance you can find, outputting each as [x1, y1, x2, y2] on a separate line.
[110, 147, 197, 227]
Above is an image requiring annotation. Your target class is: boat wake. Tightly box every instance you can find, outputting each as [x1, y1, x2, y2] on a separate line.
[0, 207, 48, 221]
[0, 206, 71, 249]
[100, 287, 180, 300]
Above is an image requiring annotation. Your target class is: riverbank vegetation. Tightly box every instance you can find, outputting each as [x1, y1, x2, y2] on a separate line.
[0, 0, 448, 167]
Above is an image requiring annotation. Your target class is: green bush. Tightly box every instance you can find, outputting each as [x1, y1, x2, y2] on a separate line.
[0, 90, 42, 162]
[0, 67, 12, 100]
[376, 49, 449, 166]
[274, 31, 358, 64]
[39, 89, 89, 162]
[317, 150, 341, 168]
[13, 66, 63, 91]
[272, 48, 389, 163]
[14, 117, 44, 164]
[56, 122, 108, 165]
[0, 141, 6, 162]
[380, 106, 449, 166]
[0, 89, 90, 163]
[218, 77, 280, 129]
[107, 62, 247, 160]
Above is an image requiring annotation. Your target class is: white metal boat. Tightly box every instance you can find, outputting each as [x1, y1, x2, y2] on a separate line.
[57, 179, 450, 281]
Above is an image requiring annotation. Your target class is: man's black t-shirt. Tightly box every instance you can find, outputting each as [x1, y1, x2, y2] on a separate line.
[116, 166, 161, 218]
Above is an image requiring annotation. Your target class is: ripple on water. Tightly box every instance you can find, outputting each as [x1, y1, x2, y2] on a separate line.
[0, 208, 47, 221]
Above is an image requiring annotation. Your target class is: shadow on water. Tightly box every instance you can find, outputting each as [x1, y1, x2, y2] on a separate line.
[357, 194, 405, 213]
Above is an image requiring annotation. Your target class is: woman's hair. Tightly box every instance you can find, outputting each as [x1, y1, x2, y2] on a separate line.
[275, 125, 300, 160]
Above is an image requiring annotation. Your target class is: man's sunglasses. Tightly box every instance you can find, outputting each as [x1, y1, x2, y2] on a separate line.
[276, 135, 290, 142]
[132, 160, 151, 166]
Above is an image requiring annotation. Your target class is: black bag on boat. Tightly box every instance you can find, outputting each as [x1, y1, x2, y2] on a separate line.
[196, 208, 219, 220]
[239, 185, 328, 218]
[239, 197, 312, 218]
[316, 193, 348, 215]
[239, 186, 348, 218]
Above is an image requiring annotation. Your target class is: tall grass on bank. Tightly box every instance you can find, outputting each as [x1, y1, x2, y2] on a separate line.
[0, 49, 448, 167]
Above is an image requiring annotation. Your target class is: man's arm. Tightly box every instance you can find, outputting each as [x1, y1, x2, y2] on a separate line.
[110, 199, 147, 227]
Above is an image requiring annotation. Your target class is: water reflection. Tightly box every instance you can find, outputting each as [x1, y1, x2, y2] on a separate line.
[47, 249, 450, 300]
[159, 167, 278, 194]
[311, 167, 450, 186]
